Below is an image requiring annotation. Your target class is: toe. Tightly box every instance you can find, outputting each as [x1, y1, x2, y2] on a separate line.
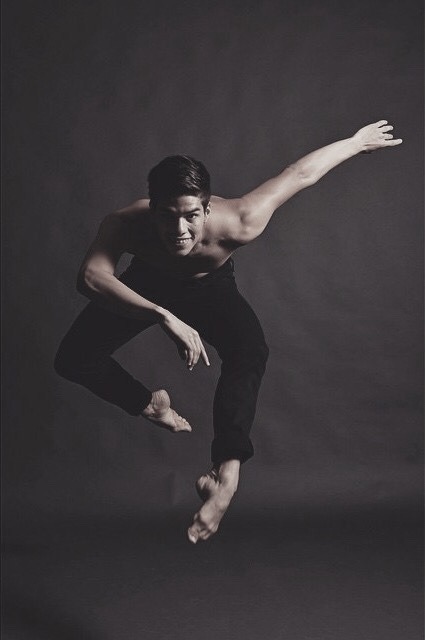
[177, 421, 192, 433]
[188, 511, 218, 543]
[187, 527, 198, 544]
[174, 413, 192, 432]
[199, 529, 214, 541]
[188, 511, 206, 543]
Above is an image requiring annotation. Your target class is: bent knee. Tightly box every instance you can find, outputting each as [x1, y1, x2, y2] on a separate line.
[54, 342, 91, 381]
[53, 344, 75, 379]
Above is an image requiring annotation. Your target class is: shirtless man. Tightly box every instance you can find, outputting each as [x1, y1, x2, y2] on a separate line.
[54, 120, 402, 544]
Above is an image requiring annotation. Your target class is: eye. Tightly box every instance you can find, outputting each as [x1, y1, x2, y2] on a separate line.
[186, 214, 198, 221]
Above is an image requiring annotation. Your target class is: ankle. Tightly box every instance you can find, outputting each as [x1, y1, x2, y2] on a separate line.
[142, 389, 167, 416]
[214, 460, 240, 492]
[142, 402, 154, 417]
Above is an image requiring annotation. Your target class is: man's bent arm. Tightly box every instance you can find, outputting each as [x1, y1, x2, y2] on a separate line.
[77, 213, 167, 322]
[234, 120, 402, 243]
[77, 212, 210, 367]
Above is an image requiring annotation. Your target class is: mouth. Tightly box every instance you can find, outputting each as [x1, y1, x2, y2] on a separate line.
[168, 237, 192, 247]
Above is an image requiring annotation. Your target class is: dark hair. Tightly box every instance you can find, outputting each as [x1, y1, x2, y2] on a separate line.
[148, 155, 211, 210]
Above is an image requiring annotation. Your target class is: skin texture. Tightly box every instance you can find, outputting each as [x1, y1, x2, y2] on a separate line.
[76, 121, 402, 543]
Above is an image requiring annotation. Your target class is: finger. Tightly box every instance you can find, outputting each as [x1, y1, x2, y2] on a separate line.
[187, 333, 201, 369]
[191, 345, 201, 367]
[387, 138, 403, 146]
[185, 344, 195, 366]
[200, 342, 210, 367]
[187, 348, 195, 370]
[189, 344, 201, 369]
[380, 125, 393, 132]
[186, 338, 198, 368]
[383, 133, 393, 139]
[376, 119, 388, 126]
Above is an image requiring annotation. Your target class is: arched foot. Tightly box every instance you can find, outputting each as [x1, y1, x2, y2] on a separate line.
[187, 460, 240, 543]
[142, 389, 191, 433]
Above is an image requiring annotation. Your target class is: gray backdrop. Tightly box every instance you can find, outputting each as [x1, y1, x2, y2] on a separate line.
[3, 2, 423, 639]
[3, 0, 422, 541]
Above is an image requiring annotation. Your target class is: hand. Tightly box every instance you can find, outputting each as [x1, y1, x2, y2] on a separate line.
[159, 312, 210, 370]
[353, 120, 403, 153]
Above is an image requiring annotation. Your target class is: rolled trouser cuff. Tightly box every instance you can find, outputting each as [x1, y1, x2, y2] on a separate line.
[211, 431, 254, 464]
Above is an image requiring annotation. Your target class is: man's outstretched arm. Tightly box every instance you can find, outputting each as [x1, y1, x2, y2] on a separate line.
[232, 120, 402, 243]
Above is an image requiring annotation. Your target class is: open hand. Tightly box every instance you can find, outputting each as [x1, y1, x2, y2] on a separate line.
[353, 120, 402, 153]
[159, 312, 210, 370]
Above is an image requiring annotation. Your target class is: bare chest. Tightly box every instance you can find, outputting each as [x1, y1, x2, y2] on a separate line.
[129, 236, 234, 279]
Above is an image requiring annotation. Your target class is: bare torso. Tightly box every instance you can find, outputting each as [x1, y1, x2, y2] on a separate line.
[119, 196, 242, 279]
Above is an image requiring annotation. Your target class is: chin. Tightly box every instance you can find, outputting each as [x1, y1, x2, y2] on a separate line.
[165, 246, 189, 257]
[165, 241, 195, 256]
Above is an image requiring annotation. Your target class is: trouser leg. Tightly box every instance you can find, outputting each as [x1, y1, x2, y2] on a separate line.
[173, 276, 269, 464]
[55, 257, 268, 457]
[54, 302, 154, 415]
[211, 340, 269, 464]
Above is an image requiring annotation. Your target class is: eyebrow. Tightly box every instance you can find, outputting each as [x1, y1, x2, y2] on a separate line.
[161, 207, 201, 214]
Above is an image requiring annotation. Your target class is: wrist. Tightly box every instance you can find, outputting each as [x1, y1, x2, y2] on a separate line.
[154, 305, 171, 323]
[350, 135, 365, 154]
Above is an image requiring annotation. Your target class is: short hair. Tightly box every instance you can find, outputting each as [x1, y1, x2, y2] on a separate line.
[148, 155, 211, 210]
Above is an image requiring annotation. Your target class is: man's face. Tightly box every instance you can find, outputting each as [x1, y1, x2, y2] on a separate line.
[152, 195, 209, 256]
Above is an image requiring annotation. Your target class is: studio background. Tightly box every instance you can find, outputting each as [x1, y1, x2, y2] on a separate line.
[3, 1, 423, 639]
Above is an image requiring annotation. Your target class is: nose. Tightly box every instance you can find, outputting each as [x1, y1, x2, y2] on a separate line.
[176, 218, 187, 236]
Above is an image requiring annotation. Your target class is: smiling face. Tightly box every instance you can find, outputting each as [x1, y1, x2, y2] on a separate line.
[152, 195, 210, 256]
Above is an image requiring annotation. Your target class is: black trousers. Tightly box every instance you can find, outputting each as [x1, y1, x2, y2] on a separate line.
[54, 257, 269, 463]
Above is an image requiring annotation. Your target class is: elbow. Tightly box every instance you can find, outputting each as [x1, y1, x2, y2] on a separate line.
[298, 172, 317, 188]
[76, 266, 115, 299]
[304, 173, 319, 187]
[289, 163, 317, 187]
[76, 268, 95, 298]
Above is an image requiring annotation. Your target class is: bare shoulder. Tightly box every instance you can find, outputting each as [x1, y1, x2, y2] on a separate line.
[115, 198, 150, 221]
[209, 195, 247, 246]
[108, 198, 153, 251]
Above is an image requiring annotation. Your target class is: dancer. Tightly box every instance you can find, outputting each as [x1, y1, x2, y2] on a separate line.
[54, 121, 402, 543]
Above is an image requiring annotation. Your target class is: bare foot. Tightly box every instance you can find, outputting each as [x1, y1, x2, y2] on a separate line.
[187, 460, 240, 543]
[142, 389, 191, 433]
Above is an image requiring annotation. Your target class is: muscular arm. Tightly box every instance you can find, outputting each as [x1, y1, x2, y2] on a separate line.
[230, 120, 402, 243]
[77, 209, 165, 321]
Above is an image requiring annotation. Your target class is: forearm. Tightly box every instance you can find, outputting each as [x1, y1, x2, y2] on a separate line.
[238, 136, 362, 231]
[291, 136, 362, 185]
[77, 269, 168, 321]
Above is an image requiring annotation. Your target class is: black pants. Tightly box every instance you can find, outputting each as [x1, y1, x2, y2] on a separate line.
[54, 257, 269, 463]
